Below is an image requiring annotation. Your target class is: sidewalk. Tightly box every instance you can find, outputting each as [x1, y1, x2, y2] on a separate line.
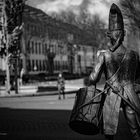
[0, 79, 88, 97]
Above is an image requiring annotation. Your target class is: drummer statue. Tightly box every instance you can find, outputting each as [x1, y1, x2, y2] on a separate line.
[89, 3, 140, 140]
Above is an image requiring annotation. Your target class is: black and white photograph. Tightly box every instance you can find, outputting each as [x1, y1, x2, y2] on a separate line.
[0, 0, 140, 140]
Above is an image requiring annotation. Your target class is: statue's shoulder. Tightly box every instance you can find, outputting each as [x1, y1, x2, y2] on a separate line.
[97, 49, 111, 59]
[126, 49, 139, 59]
[97, 49, 109, 57]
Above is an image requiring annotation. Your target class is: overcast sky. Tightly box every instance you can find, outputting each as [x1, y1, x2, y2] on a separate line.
[26, 0, 119, 24]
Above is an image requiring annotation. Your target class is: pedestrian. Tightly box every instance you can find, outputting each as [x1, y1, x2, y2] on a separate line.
[89, 3, 140, 140]
[57, 72, 65, 100]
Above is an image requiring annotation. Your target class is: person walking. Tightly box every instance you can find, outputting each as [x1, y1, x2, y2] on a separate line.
[89, 3, 140, 140]
[57, 72, 65, 100]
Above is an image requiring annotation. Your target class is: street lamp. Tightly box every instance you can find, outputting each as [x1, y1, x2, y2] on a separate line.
[58, 43, 64, 73]
[67, 34, 74, 74]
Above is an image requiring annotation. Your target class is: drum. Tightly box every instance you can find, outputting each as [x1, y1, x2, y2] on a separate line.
[69, 86, 104, 135]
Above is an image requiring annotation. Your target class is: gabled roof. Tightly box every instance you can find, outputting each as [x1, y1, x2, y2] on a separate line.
[23, 4, 96, 46]
[23, 5, 53, 23]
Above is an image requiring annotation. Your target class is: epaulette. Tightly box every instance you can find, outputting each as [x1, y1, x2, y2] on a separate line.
[97, 50, 107, 57]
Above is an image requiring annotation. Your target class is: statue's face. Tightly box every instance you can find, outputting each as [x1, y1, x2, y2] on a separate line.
[107, 29, 124, 52]
[110, 30, 121, 45]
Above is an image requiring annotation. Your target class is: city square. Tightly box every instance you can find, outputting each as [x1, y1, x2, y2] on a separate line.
[0, 88, 134, 140]
[0, 0, 140, 140]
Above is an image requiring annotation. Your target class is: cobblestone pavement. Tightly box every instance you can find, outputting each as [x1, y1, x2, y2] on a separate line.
[0, 95, 133, 140]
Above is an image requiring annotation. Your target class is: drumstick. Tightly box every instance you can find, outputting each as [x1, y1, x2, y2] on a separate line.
[106, 82, 140, 116]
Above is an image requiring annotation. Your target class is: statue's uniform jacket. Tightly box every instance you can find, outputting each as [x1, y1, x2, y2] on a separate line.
[90, 48, 140, 135]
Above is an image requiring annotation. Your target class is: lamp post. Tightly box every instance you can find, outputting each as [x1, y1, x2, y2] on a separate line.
[67, 34, 74, 74]
[46, 46, 55, 75]
[58, 43, 64, 73]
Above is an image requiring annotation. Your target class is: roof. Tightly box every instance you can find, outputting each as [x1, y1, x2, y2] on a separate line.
[23, 4, 96, 46]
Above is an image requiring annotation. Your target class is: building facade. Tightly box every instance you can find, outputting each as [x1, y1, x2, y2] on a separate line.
[0, 4, 95, 75]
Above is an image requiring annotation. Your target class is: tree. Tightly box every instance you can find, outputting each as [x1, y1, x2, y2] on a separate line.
[8, 25, 23, 55]
[0, 0, 25, 94]
[50, 10, 106, 49]
[0, 0, 25, 57]
[120, 0, 140, 53]
[51, 11, 77, 26]
[5, 0, 25, 54]
[120, 0, 140, 31]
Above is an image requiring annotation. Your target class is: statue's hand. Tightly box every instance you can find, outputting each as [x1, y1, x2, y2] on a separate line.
[112, 86, 120, 94]
[106, 82, 120, 94]
[84, 77, 94, 86]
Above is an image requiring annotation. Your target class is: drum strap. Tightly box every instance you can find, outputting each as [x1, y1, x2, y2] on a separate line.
[106, 81, 140, 116]
[106, 51, 140, 117]
[80, 51, 127, 110]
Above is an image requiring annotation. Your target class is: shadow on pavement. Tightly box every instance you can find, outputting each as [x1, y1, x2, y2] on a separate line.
[37, 86, 58, 92]
[0, 108, 133, 140]
[0, 107, 104, 140]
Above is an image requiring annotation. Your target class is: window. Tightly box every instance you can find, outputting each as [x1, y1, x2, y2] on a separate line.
[64, 61, 66, 70]
[43, 60, 46, 71]
[27, 60, 31, 71]
[34, 25, 36, 33]
[54, 61, 56, 70]
[28, 40, 30, 54]
[38, 42, 41, 54]
[32, 60, 34, 71]
[36, 60, 38, 71]
[42, 44, 44, 54]
[39, 60, 42, 71]
[35, 42, 37, 54]
[55, 61, 58, 70]
[32, 41, 34, 54]
[43, 60, 45, 71]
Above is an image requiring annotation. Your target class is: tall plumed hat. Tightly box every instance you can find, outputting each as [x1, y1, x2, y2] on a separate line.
[108, 3, 124, 32]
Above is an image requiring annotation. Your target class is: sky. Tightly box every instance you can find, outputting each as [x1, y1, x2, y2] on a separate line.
[26, 0, 119, 24]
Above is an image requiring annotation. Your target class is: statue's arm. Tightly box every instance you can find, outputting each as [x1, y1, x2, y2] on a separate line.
[89, 51, 105, 85]
[134, 53, 140, 94]
[135, 53, 140, 82]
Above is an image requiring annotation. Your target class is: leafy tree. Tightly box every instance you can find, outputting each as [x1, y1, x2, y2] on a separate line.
[50, 10, 106, 49]
[8, 25, 23, 55]
[120, 0, 140, 31]
[0, 0, 25, 94]
[0, 0, 25, 57]
[120, 0, 140, 53]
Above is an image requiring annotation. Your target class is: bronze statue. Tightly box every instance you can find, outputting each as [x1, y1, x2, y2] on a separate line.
[89, 3, 140, 140]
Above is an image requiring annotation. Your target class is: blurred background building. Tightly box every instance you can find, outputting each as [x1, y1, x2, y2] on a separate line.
[1, 0, 139, 87]
[0, 4, 99, 76]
